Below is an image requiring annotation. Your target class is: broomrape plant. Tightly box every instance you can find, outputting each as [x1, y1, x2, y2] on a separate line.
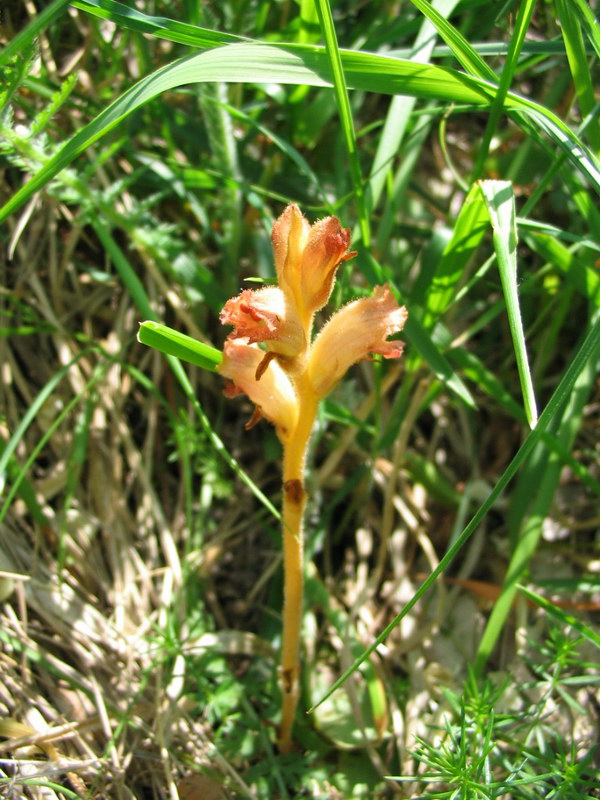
[142, 203, 407, 752]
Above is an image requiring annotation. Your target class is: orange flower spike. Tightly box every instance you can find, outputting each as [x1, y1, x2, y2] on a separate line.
[271, 204, 356, 328]
[308, 285, 408, 398]
[217, 339, 298, 441]
[218, 204, 407, 754]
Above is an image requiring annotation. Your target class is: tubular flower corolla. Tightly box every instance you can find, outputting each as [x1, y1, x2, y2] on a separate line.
[217, 203, 408, 437]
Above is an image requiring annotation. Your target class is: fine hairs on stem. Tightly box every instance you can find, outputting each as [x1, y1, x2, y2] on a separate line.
[217, 203, 407, 751]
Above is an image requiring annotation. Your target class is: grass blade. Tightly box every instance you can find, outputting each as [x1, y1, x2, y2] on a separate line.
[314, 0, 369, 245]
[71, 0, 248, 48]
[479, 180, 538, 428]
[2, 42, 599, 226]
[138, 322, 222, 372]
[311, 310, 600, 710]
[471, 0, 536, 179]
[474, 312, 600, 673]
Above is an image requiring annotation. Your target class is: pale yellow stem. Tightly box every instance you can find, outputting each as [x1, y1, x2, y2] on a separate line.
[277, 377, 318, 754]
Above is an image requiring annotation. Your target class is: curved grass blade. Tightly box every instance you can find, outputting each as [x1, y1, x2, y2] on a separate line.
[0, 0, 71, 68]
[138, 322, 222, 372]
[72, 0, 248, 48]
[315, 0, 369, 245]
[480, 180, 537, 428]
[1, 42, 599, 226]
[310, 311, 600, 711]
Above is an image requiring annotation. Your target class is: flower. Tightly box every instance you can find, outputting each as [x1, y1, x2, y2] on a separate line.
[218, 339, 298, 440]
[308, 285, 408, 397]
[218, 205, 407, 437]
[271, 203, 356, 325]
[219, 286, 305, 358]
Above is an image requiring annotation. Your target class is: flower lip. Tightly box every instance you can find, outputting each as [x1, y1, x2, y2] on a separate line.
[308, 284, 408, 398]
[219, 286, 305, 358]
[217, 339, 299, 439]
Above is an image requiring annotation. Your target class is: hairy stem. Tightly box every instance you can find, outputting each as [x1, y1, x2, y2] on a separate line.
[278, 379, 318, 753]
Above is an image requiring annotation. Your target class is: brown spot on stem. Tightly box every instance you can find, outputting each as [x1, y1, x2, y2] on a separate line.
[282, 668, 295, 694]
[284, 479, 304, 505]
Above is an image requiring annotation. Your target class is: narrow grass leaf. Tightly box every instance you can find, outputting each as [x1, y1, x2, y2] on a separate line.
[0, 350, 93, 498]
[474, 316, 600, 673]
[472, 0, 536, 179]
[0, 0, 71, 68]
[404, 316, 476, 409]
[518, 584, 600, 649]
[310, 310, 600, 710]
[525, 231, 600, 308]
[138, 322, 222, 372]
[555, 0, 600, 153]
[422, 183, 489, 329]
[72, 0, 248, 48]
[480, 180, 537, 427]
[408, 0, 496, 80]
[447, 347, 526, 423]
[314, 0, 369, 245]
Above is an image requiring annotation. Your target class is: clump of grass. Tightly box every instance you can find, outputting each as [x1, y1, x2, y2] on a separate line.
[1, 0, 599, 797]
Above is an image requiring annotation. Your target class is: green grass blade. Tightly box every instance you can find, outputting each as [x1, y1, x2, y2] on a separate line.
[72, 0, 248, 48]
[0, 349, 93, 497]
[314, 0, 369, 245]
[471, 0, 536, 179]
[555, 0, 600, 152]
[517, 584, 600, 650]
[567, 0, 600, 59]
[1, 42, 599, 226]
[0, 0, 71, 68]
[474, 314, 600, 673]
[525, 230, 600, 307]
[404, 316, 476, 409]
[479, 180, 538, 428]
[421, 183, 489, 329]
[138, 322, 222, 372]
[311, 309, 600, 710]
[408, 0, 496, 80]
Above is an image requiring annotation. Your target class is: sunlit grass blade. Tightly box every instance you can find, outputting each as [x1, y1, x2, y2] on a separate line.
[1, 41, 599, 227]
[474, 313, 600, 674]
[311, 309, 600, 710]
[408, 0, 496, 80]
[0, 0, 71, 68]
[314, 0, 369, 245]
[517, 584, 600, 650]
[71, 0, 248, 48]
[138, 322, 222, 372]
[555, 0, 600, 153]
[480, 180, 537, 428]
[471, 0, 536, 179]
[421, 183, 489, 328]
